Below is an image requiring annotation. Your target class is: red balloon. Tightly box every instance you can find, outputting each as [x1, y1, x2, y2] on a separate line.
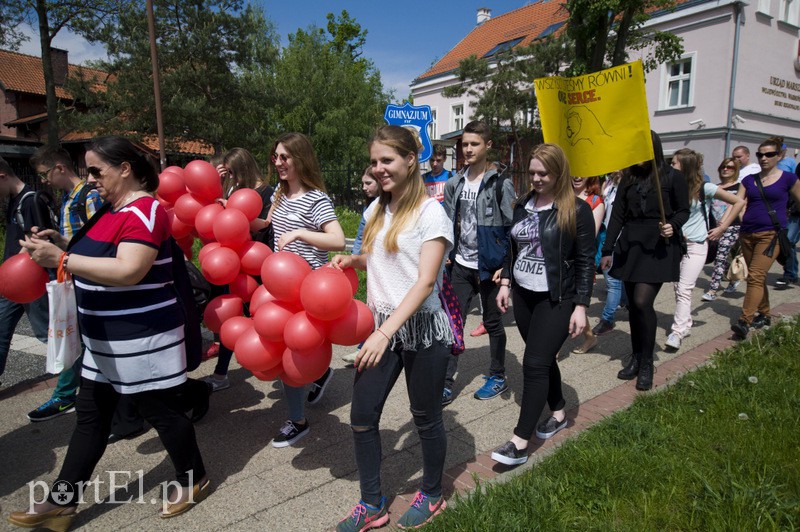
[0, 254, 49, 303]
[157, 195, 173, 209]
[300, 267, 353, 321]
[261, 252, 311, 303]
[282, 342, 332, 385]
[195, 203, 224, 241]
[284, 311, 328, 352]
[253, 301, 296, 342]
[202, 294, 243, 333]
[168, 209, 194, 239]
[198, 242, 222, 264]
[220, 316, 253, 351]
[158, 170, 186, 204]
[201, 246, 241, 285]
[227, 188, 263, 221]
[233, 327, 283, 372]
[174, 192, 209, 225]
[230, 273, 258, 302]
[249, 284, 276, 314]
[213, 209, 251, 250]
[343, 267, 359, 296]
[164, 165, 185, 178]
[252, 364, 284, 381]
[238, 241, 273, 276]
[176, 235, 195, 260]
[328, 300, 375, 346]
[184, 160, 223, 202]
[280, 373, 305, 388]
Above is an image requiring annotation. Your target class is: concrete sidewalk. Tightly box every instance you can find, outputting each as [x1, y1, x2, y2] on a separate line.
[1, 264, 798, 531]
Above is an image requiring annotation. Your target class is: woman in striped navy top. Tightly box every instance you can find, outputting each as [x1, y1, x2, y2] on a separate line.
[13, 137, 207, 530]
[265, 132, 346, 448]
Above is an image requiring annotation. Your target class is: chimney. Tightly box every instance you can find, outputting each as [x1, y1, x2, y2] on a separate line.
[477, 7, 492, 25]
[50, 48, 69, 86]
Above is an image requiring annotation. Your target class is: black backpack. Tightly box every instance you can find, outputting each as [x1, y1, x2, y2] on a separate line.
[15, 190, 59, 233]
[170, 239, 208, 372]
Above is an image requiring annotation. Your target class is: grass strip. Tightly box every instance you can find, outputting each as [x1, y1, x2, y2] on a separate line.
[428, 317, 800, 531]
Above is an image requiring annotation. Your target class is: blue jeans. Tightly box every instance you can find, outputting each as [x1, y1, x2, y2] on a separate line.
[0, 293, 49, 376]
[600, 268, 628, 324]
[783, 214, 800, 280]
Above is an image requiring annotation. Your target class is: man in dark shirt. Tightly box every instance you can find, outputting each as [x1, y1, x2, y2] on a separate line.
[0, 157, 49, 386]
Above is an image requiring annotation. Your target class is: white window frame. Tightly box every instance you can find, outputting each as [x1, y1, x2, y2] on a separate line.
[659, 53, 696, 110]
[779, 0, 800, 25]
[451, 103, 465, 132]
[428, 108, 438, 140]
[758, 0, 772, 15]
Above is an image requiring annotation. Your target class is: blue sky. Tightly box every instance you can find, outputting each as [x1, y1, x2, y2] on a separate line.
[17, 0, 527, 98]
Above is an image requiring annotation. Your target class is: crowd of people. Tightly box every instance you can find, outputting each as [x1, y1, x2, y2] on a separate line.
[1, 126, 798, 531]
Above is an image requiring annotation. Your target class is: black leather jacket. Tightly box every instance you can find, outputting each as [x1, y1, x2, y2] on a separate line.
[501, 192, 596, 306]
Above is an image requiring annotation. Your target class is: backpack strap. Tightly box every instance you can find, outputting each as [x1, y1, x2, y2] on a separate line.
[69, 182, 94, 225]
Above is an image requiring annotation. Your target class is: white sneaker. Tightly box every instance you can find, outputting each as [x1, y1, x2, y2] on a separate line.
[702, 291, 716, 301]
[341, 351, 359, 364]
[665, 333, 681, 350]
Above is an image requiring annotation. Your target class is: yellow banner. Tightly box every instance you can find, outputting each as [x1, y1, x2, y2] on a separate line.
[534, 61, 654, 177]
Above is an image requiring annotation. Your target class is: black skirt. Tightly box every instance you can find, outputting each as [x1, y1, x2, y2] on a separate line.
[609, 219, 684, 283]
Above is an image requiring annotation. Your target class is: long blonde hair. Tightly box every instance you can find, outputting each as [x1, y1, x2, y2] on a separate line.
[529, 143, 577, 235]
[361, 126, 426, 254]
[268, 132, 326, 207]
[673, 148, 703, 204]
[222, 147, 263, 198]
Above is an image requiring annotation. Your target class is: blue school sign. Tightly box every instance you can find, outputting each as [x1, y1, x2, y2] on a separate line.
[384, 103, 433, 163]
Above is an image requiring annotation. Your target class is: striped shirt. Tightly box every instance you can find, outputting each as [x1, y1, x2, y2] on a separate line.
[61, 180, 103, 241]
[69, 196, 186, 394]
[270, 189, 337, 269]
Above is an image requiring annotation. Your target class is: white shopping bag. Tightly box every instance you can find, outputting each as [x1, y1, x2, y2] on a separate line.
[45, 262, 81, 374]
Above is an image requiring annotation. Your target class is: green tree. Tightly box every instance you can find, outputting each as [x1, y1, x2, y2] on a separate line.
[66, 0, 279, 156]
[270, 10, 389, 167]
[0, 1, 26, 50]
[442, 36, 569, 173]
[9, 1, 124, 145]
[566, 0, 684, 75]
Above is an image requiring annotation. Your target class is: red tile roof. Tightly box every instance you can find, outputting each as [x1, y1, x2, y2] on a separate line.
[0, 49, 108, 99]
[61, 131, 213, 157]
[416, 2, 568, 81]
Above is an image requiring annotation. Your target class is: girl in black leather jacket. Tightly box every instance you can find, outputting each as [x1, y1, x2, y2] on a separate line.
[490, 144, 595, 466]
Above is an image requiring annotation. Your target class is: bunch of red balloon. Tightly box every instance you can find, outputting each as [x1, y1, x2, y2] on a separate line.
[204, 253, 374, 385]
[156, 161, 374, 385]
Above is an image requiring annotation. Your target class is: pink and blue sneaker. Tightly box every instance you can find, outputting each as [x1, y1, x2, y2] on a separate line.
[397, 491, 447, 529]
[337, 497, 388, 532]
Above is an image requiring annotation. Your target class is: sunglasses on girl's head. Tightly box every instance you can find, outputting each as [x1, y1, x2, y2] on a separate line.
[271, 153, 289, 164]
[755, 151, 780, 159]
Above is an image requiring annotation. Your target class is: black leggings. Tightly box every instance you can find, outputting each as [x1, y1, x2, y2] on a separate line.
[511, 286, 572, 440]
[54, 378, 205, 504]
[624, 281, 662, 358]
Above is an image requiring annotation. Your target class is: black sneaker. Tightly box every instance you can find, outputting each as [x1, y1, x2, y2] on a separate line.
[491, 441, 528, 466]
[535, 416, 568, 440]
[592, 319, 615, 336]
[272, 420, 310, 448]
[307, 368, 333, 405]
[752, 313, 772, 329]
[27, 398, 76, 422]
[731, 320, 750, 339]
[776, 277, 797, 289]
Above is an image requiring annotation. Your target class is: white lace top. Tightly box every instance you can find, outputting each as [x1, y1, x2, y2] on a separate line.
[364, 197, 455, 350]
